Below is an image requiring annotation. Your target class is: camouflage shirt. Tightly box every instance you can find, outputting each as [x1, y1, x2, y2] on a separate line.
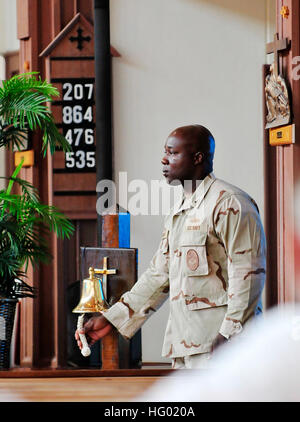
[103, 173, 266, 358]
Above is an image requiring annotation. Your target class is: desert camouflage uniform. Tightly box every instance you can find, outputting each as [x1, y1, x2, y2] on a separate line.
[103, 173, 266, 360]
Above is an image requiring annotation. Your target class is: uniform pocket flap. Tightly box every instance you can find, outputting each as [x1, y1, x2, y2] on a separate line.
[185, 294, 228, 310]
[180, 231, 207, 246]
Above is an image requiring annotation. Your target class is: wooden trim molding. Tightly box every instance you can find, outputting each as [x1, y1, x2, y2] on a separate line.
[0, 368, 173, 378]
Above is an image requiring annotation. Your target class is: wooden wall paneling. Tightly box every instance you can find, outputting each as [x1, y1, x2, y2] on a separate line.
[60, 0, 93, 30]
[51, 0, 62, 38]
[279, 0, 293, 303]
[31, 0, 61, 368]
[50, 60, 95, 78]
[38, 1, 53, 58]
[3, 51, 19, 76]
[57, 220, 98, 368]
[40, 10, 99, 368]
[52, 237, 65, 368]
[17, 0, 30, 39]
[263, 64, 278, 308]
[276, 145, 285, 303]
[17, 0, 119, 369]
[288, 1, 300, 301]
[274, 0, 300, 303]
[37, 256, 55, 368]
[77, 0, 94, 22]
[79, 220, 98, 253]
[17, 0, 42, 367]
[101, 215, 119, 369]
[4, 51, 20, 189]
[275, 0, 285, 305]
[60, 1, 75, 29]
[16, 0, 55, 367]
[53, 173, 97, 192]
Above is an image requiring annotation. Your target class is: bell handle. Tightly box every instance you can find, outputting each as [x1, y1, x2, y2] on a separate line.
[77, 314, 91, 357]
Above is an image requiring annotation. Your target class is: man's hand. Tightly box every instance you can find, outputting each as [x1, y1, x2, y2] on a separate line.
[212, 333, 228, 352]
[75, 315, 113, 350]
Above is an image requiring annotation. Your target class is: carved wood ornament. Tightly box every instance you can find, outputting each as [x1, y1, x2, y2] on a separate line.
[265, 33, 291, 129]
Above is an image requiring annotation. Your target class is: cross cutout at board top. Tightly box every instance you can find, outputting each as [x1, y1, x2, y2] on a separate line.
[266, 33, 290, 78]
[69, 27, 91, 51]
[94, 257, 117, 303]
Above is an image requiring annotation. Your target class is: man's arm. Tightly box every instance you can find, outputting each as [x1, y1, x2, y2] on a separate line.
[75, 224, 170, 348]
[213, 194, 266, 340]
[75, 314, 113, 351]
[102, 225, 170, 339]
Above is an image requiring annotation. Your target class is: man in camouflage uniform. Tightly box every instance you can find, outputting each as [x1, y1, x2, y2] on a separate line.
[75, 125, 266, 369]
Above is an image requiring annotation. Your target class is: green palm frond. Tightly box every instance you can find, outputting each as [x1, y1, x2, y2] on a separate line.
[1, 91, 48, 129]
[1, 166, 39, 205]
[34, 204, 74, 239]
[41, 114, 71, 156]
[0, 72, 71, 154]
[0, 72, 75, 298]
[0, 124, 28, 150]
[0, 72, 59, 101]
[0, 269, 36, 299]
[0, 195, 71, 298]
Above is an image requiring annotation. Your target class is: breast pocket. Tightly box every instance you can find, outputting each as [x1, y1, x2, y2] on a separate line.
[180, 231, 209, 276]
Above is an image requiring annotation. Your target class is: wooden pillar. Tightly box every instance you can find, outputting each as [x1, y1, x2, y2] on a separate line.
[272, 0, 300, 304]
[94, 0, 113, 245]
[17, 0, 43, 367]
[16, 0, 122, 369]
[101, 215, 119, 369]
[263, 64, 279, 308]
[16, 0, 97, 368]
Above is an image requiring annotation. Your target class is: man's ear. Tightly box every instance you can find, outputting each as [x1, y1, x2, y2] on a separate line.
[194, 152, 204, 165]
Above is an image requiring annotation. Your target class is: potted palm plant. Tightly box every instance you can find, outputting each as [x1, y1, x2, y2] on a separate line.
[0, 72, 74, 369]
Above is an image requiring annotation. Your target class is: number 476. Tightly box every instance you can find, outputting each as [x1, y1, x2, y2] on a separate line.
[65, 128, 94, 146]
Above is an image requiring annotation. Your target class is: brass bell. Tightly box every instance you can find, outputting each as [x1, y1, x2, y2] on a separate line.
[72, 267, 107, 314]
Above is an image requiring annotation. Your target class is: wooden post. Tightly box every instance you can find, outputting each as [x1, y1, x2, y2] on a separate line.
[93, 0, 121, 370]
[266, 0, 300, 304]
[94, 0, 113, 245]
[16, 0, 120, 369]
[101, 215, 119, 369]
[263, 64, 279, 308]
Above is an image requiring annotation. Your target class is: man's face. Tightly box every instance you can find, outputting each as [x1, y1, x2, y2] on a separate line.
[161, 134, 196, 185]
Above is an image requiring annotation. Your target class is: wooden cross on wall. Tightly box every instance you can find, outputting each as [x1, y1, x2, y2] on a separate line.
[95, 257, 117, 304]
[266, 33, 290, 78]
[69, 27, 91, 50]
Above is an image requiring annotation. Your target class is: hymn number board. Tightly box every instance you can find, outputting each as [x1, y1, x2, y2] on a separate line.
[40, 13, 98, 218]
[53, 78, 96, 172]
[40, 13, 119, 218]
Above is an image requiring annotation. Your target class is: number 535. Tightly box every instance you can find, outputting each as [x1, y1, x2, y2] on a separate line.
[65, 151, 96, 169]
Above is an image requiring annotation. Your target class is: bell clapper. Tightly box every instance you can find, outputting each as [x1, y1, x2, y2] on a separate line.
[77, 314, 91, 357]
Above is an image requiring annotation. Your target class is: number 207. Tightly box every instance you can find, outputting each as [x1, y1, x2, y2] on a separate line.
[63, 83, 93, 100]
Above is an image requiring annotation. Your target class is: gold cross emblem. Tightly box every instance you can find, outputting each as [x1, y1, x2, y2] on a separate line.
[95, 257, 117, 302]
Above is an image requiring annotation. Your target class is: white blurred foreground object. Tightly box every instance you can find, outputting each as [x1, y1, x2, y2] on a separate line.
[138, 305, 300, 402]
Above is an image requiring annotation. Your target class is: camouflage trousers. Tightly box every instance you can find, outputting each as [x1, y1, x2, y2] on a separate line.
[172, 352, 213, 369]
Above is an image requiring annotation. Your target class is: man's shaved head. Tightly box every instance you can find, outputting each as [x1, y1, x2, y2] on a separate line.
[162, 124, 215, 187]
[169, 125, 215, 173]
